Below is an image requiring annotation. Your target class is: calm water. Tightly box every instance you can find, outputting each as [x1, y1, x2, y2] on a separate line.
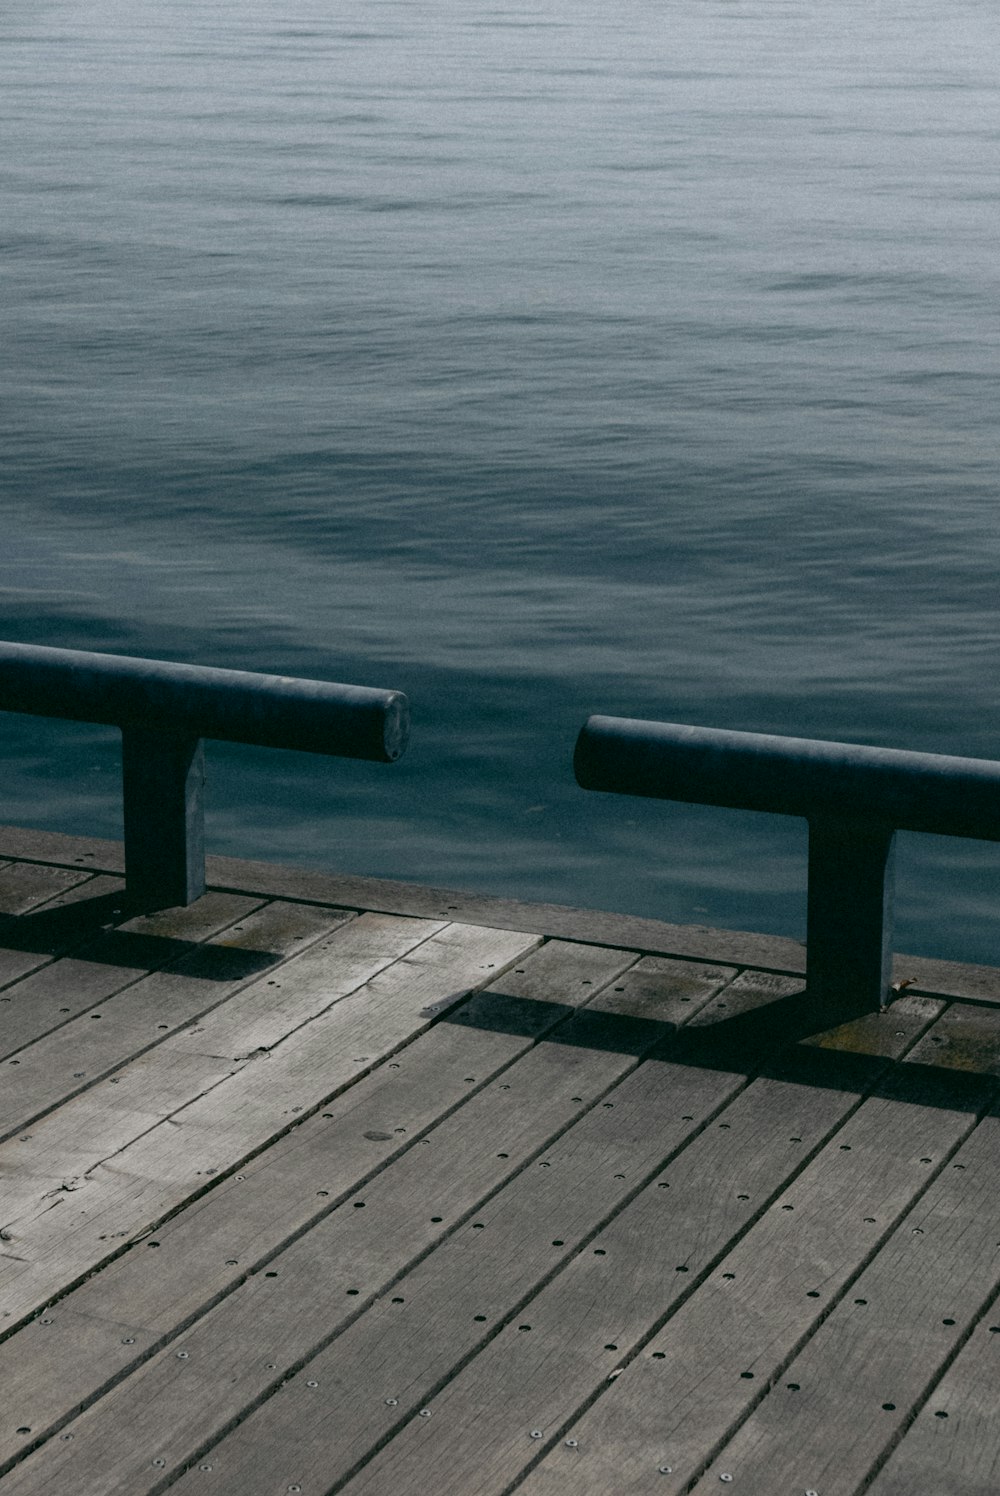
[3, 0, 999, 963]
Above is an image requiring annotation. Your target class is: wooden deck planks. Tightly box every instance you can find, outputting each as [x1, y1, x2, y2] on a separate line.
[867, 1309, 1000, 1496]
[0, 865, 127, 996]
[1, 837, 1000, 1496]
[0, 938, 637, 1469]
[515, 1000, 992, 1496]
[337, 998, 946, 1496]
[0, 897, 334, 1136]
[0, 919, 538, 1331]
[687, 1106, 1000, 1495]
[0, 956, 739, 1495]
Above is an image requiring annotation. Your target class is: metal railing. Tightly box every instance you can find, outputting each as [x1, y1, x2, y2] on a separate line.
[575, 714, 1000, 1015]
[0, 642, 409, 909]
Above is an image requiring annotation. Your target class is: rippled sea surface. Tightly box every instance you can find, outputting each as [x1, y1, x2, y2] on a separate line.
[3, 0, 999, 962]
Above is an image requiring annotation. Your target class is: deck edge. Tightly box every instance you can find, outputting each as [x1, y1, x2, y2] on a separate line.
[0, 823, 997, 1001]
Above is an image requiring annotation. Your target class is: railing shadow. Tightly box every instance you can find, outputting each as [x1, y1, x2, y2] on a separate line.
[444, 980, 995, 1114]
[0, 892, 281, 980]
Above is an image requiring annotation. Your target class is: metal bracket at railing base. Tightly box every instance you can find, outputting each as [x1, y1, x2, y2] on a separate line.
[806, 816, 896, 1017]
[122, 729, 207, 907]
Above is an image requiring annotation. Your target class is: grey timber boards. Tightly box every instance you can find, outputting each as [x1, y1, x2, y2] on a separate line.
[868, 1309, 1000, 1496]
[516, 999, 995, 1496]
[689, 1106, 1000, 1496]
[0, 873, 126, 1006]
[339, 996, 946, 1496]
[3, 843, 1000, 1496]
[112, 978, 934, 1496]
[0, 891, 280, 1082]
[0, 954, 738, 1493]
[0, 895, 338, 1134]
[0, 939, 639, 1466]
[0, 918, 536, 1329]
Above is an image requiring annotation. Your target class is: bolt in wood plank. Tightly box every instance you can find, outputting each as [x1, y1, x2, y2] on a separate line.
[0, 955, 738, 1494]
[516, 999, 987, 1496]
[687, 1107, 1000, 1495]
[0, 940, 639, 1465]
[0, 921, 537, 1328]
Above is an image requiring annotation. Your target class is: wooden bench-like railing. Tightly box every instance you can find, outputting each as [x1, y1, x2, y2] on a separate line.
[0, 642, 408, 908]
[575, 715, 1000, 1015]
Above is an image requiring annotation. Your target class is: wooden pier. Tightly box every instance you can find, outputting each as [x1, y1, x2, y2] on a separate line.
[1, 824, 999, 1495]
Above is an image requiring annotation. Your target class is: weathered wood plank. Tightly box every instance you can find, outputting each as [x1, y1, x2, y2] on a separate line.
[866, 1311, 1000, 1496]
[686, 1107, 1000, 1495]
[335, 996, 947, 1496]
[0, 921, 537, 1328]
[0, 956, 738, 1494]
[0, 826, 124, 874]
[0, 874, 127, 1019]
[0, 890, 267, 1068]
[0, 861, 93, 916]
[511, 998, 990, 1496]
[146, 973, 779, 1496]
[0, 894, 311, 1136]
[0, 864, 116, 994]
[0, 896, 358, 1139]
[902, 998, 1000, 1077]
[0, 939, 638, 1468]
[0, 911, 440, 1256]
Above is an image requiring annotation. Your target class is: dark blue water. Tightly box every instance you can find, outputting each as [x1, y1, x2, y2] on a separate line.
[3, 1, 999, 963]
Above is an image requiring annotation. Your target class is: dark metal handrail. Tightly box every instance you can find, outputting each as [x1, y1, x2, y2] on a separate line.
[575, 715, 1000, 1014]
[0, 642, 409, 908]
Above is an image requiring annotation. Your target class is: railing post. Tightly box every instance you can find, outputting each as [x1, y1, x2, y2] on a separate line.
[121, 728, 206, 908]
[806, 815, 897, 1016]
